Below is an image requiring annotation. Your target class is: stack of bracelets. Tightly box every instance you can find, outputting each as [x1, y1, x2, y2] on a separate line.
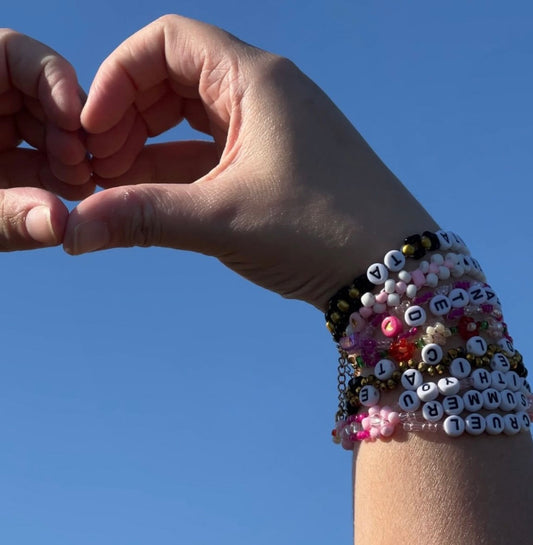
[326, 230, 532, 450]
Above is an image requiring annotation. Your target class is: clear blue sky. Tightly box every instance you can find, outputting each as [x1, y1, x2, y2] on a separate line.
[2, 1, 532, 544]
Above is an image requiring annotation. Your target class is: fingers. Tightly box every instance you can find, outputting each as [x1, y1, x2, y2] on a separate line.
[81, 14, 251, 178]
[0, 187, 69, 250]
[0, 29, 91, 184]
[63, 180, 233, 256]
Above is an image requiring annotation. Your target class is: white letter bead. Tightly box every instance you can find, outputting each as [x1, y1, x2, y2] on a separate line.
[398, 390, 421, 412]
[359, 385, 380, 407]
[490, 353, 511, 372]
[468, 285, 487, 305]
[404, 306, 426, 327]
[491, 370, 508, 391]
[422, 401, 444, 422]
[516, 392, 529, 411]
[499, 390, 517, 411]
[421, 343, 443, 364]
[448, 288, 469, 308]
[482, 388, 501, 410]
[417, 382, 439, 402]
[506, 371, 521, 392]
[463, 390, 484, 412]
[438, 377, 461, 396]
[503, 414, 521, 435]
[374, 359, 395, 380]
[465, 414, 486, 435]
[485, 413, 504, 435]
[429, 295, 451, 316]
[367, 263, 388, 285]
[384, 250, 405, 272]
[449, 357, 471, 379]
[443, 415, 465, 437]
[361, 292, 375, 307]
[470, 368, 491, 390]
[466, 336, 488, 356]
[519, 412, 531, 431]
[498, 338, 515, 355]
[443, 395, 464, 415]
[401, 369, 424, 390]
[436, 230, 452, 250]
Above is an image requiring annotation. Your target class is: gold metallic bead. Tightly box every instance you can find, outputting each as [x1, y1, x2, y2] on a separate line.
[418, 362, 428, 373]
[408, 359, 417, 369]
[436, 364, 445, 375]
[387, 379, 397, 389]
[392, 371, 402, 381]
[426, 365, 436, 376]
[402, 244, 415, 257]
[337, 299, 350, 312]
[448, 348, 459, 359]
[326, 321, 335, 333]
[421, 236, 432, 249]
[348, 287, 360, 299]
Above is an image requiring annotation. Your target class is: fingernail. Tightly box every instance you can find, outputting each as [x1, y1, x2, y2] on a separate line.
[25, 206, 57, 244]
[70, 220, 110, 254]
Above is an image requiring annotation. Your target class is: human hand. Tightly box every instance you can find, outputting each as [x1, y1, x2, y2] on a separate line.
[0, 30, 94, 249]
[64, 14, 437, 309]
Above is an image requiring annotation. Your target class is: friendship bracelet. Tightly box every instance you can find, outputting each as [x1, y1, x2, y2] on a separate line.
[326, 230, 470, 340]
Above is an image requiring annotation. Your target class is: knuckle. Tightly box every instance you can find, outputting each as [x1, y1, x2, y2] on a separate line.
[120, 188, 162, 248]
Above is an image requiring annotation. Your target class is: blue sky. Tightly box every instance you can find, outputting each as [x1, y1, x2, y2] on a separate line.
[2, 1, 532, 543]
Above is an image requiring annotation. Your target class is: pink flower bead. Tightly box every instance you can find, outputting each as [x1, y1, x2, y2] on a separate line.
[362, 417, 371, 431]
[388, 412, 401, 425]
[368, 406, 380, 416]
[369, 428, 380, 440]
[380, 424, 395, 437]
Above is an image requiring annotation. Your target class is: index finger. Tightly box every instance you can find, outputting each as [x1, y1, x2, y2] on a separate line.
[0, 29, 83, 131]
[81, 14, 246, 134]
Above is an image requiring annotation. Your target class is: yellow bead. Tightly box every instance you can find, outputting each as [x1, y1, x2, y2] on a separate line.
[337, 299, 350, 312]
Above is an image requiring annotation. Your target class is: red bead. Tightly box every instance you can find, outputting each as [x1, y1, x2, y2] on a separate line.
[389, 338, 416, 361]
[458, 316, 479, 340]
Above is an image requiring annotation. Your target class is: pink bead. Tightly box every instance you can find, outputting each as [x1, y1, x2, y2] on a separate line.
[380, 406, 391, 419]
[380, 424, 394, 437]
[362, 417, 371, 431]
[375, 291, 388, 304]
[388, 412, 401, 425]
[411, 269, 426, 288]
[359, 307, 373, 319]
[349, 312, 366, 333]
[381, 315, 403, 337]
[356, 431, 370, 441]
[395, 281, 407, 294]
[341, 438, 354, 450]
[429, 262, 440, 274]
[370, 428, 380, 440]
[368, 406, 380, 416]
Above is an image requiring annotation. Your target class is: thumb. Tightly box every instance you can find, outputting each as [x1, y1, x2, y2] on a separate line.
[63, 182, 233, 256]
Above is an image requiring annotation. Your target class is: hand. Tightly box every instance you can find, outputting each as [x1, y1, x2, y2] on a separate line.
[0, 30, 94, 249]
[64, 14, 437, 309]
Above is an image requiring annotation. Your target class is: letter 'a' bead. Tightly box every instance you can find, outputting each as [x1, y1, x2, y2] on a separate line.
[465, 414, 486, 435]
[367, 263, 388, 285]
[401, 369, 423, 390]
[443, 415, 465, 437]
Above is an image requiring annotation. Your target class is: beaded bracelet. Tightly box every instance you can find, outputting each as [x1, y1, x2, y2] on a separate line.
[326, 230, 469, 340]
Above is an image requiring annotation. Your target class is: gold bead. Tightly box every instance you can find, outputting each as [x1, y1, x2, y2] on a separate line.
[418, 362, 428, 373]
[387, 379, 397, 389]
[436, 364, 445, 375]
[402, 244, 415, 257]
[348, 287, 360, 299]
[330, 312, 341, 323]
[421, 235, 432, 249]
[337, 299, 350, 312]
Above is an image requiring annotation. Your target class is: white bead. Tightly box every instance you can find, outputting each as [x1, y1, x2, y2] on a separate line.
[406, 284, 418, 299]
[401, 369, 423, 390]
[398, 270, 411, 283]
[518, 411, 531, 431]
[443, 395, 464, 415]
[429, 295, 451, 316]
[451, 232, 467, 251]
[419, 260, 429, 273]
[470, 368, 491, 390]
[498, 338, 515, 355]
[451, 264, 465, 278]
[448, 288, 469, 308]
[499, 390, 517, 411]
[506, 371, 521, 392]
[387, 293, 401, 307]
[404, 306, 426, 327]
[421, 343, 443, 364]
[359, 385, 380, 407]
[491, 370, 508, 391]
[468, 285, 487, 305]
[374, 359, 395, 380]
[485, 287, 500, 307]
[361, 292, 375, 307]
[431, 253, 444, 265]
[463, 390, 484, 412]
[465, 414, 486, 435]
[437, 266, 451, 280]
[516, 392, 529, 411]
[417, 382, 439, 402]
[367, 263, 388, 285]
[466, 336, 488, 356]
[485, 413, 504, 435]
[438, 377, 461, 396]
[384, 250, 405, 272]
[398, 390, 421, 412]
[482, 388, 501, 410]
[449, 357, 471, 379]
[436, 230, 453, 250]
[443, 415, 465, 437]
[503, 414, 521, 435]
[422, 401, 444, 422]
[384, 279, 396, 293]
[373, 302, 387, 314]
[490, 353, 510, 372]
[425, 273, 439, 287]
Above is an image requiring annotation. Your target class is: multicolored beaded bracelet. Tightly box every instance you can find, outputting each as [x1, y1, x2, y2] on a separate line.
[325, 230, 469, 340]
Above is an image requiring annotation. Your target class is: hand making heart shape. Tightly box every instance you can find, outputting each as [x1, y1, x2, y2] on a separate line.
[0, 14, 436, 309]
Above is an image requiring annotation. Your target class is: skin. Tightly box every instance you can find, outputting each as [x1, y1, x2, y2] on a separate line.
[3, 15, 532, 543]
[0, 29, 94, 248]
